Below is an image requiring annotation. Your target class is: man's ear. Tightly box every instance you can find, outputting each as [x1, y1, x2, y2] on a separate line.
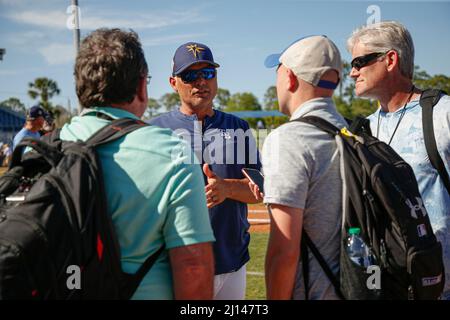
[386, 50, 399, 72]
[136, 76, 147, 103]
[287, 69, 299, 92]
[169, 77, 178, 92]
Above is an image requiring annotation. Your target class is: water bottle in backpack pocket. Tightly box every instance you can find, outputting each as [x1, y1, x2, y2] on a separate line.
[340, 227, 382, 300]
[346, 227, 376, 268]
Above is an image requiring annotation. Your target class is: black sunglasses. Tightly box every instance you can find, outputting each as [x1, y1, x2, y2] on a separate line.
[179, 68, 217, 83]
[351, 51, 389, 70]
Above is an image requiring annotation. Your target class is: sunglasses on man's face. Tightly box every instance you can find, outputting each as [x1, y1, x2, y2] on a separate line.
[179, 68, 217, 83]
[351, 51, 389, 71]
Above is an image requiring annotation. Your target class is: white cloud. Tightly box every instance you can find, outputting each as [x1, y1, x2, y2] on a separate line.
[7, 10, 67, 29]
[38, 43, 75, 65]
[5, 8, 210, 30]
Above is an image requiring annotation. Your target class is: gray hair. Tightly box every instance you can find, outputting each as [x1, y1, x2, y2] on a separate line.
[347, 21, 415, 79]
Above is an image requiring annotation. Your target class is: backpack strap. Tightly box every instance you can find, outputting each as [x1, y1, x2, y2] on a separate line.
[11, 137, 62, 168]
[121, 244, 166, 299]
[349, 116, 372, 136]
[291, 115, 341, 136]
[420, 89, 450, 195]
[41, 128, 62, 144]
[301, 232, 310, 300]
[85, 118, 148, 147]
[84, 116, 156, 297]
[302, 230, 345, 300]
[289, 115, 346, 299]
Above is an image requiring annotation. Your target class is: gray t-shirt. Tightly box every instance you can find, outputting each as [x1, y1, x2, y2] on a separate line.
[262, 97, 347, 300]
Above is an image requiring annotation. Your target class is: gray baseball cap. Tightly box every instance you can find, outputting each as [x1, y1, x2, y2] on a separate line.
[265, 35, 342, 89]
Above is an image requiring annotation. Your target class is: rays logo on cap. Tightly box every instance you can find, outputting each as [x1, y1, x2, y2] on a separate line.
[186, 44, 205, 58]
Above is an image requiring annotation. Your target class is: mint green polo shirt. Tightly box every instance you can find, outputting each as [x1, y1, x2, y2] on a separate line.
[60, 107, 215, 299]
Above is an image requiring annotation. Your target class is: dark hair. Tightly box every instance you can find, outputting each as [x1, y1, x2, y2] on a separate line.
[75, 28, 148, 108]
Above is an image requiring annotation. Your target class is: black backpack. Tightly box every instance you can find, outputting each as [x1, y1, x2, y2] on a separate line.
[345, 89, 450, 194]
[0, 118, 164, 299]
[294, 115, 445, 300]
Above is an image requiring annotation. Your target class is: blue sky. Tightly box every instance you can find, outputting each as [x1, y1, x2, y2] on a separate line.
[1, 0, 449, 113]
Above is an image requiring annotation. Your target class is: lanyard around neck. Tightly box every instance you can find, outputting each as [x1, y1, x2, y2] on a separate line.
[376, 86, 416, 145]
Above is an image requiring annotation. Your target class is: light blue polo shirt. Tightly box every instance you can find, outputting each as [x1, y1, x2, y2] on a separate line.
[60, 107, 215, 299]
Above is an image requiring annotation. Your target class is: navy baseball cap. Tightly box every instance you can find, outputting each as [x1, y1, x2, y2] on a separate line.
[27, 105, 47, 120]
[172, 42, 220, 76]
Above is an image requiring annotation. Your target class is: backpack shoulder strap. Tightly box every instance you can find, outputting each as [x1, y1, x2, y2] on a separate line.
[301, 233, 310, 300]
[291, 115, 341, 136]
[289, 116, 347, 299]
[120, 244, 166, 299]
[41, 128, 62, 144]
[86, 118, 148, 147]
[420, 89, 450, 194]
[349, 116, 373, 136]
[11, 136, 62, 168]
[302, 230, 345, 300]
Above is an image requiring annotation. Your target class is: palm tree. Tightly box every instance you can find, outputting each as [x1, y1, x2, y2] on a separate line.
[28, 77, 61, 112]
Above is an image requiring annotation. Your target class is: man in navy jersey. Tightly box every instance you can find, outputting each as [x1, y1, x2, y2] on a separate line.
[149, 42, 262, 300]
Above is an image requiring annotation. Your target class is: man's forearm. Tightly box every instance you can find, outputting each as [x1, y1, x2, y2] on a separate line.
[225, 178, 261, 203]
[266, 245, 299, 299]
[170, 242, 215, 299]
[265, 204, 303, 299]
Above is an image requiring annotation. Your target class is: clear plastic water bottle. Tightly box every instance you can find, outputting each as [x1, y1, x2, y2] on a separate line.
[346, 227, 372, 267]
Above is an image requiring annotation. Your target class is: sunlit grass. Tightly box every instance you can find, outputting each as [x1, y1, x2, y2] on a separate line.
[246, 232, 269, 300]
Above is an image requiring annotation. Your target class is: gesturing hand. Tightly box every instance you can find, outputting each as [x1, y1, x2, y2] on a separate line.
[203, 164, 228, 209]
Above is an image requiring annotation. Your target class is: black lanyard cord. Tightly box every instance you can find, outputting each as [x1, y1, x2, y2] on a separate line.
[376, 85, 416, 145]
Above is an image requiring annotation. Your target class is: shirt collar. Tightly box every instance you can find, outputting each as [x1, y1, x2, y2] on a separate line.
[290, 97, 337, 120]
[174, 107, 219, 124]
[82, 106, 140, 120]
[378, 99, 420, 116]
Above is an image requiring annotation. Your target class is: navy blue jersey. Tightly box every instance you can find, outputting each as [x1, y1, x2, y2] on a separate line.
[149, 109, 261, 274]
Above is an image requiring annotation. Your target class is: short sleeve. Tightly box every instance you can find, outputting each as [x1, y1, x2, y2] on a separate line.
[163, 142, 215, 249]
[262, 127, 313, 209]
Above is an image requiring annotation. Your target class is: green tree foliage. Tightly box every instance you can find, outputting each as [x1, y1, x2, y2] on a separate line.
[263, 86, 279, 111]
[28, 77, 60, 112]
[339, 61, 352, 98]
[263, 116, 289, 129]
[225, 92, 261, 112]
[334, 95, 378, 120]
[333, 96, 353, 119]
[350, 98, 378, 118]
[413, 66, 450, 93]
[423, 74, 450, 93]
[144, 97, 161, 119]
[0, 97, 26, 114]
[413, 65, 431, 82]
[159, 92, 180, 111]
[214, 88, 230, 110]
